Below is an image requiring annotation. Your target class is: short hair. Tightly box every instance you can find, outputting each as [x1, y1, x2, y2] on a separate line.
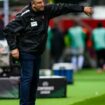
[31, 0, 36, 1]
[31, 0, 35, 4]
[31, 0, 37, 3]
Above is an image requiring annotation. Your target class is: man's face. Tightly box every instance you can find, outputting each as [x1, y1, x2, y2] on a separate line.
[32, 0, 45, 11]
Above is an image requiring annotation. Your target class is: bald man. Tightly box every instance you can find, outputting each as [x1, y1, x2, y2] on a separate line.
[4, 0, 93, 105]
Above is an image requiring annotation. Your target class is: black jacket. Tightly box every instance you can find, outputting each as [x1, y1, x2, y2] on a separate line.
[4, 3, 84, 55]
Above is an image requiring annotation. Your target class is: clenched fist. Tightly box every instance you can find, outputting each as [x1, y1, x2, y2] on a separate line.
[84, 7, 93, 16]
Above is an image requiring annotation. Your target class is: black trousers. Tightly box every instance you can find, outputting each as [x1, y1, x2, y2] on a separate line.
[19, 52, 41, 105]
[96, 49, 105, 68]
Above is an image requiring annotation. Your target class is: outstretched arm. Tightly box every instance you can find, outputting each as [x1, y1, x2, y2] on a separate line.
[45, 3, 93, 19]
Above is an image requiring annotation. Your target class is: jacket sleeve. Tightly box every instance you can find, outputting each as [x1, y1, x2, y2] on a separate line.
[45, 3, 84, 19]
[3, 15, 24, 51]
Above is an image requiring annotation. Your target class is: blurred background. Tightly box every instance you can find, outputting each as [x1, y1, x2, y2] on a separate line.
[0, 0, 105, 70]
[0, 0, 105, 105]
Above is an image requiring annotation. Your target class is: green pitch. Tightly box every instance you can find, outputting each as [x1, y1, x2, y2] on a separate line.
[0, 69, 105, 105]
[72, 94, 105, 105]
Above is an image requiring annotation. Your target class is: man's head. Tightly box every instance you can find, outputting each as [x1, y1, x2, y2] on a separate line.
[97, 22, 103, 28]
[31, 0, 45, 11]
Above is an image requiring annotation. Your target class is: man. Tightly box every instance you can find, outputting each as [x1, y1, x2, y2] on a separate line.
[4, 0, 92, 105]
[92, 22, 105, 73]
[68, 21, 86, 71]
[50, 22, 64, 63]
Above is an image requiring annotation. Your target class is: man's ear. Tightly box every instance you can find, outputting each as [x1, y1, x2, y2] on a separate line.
[31, 1, 35, 8]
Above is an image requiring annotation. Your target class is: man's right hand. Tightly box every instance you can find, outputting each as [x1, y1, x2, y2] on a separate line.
[84, 7, 93, 16]
[10, 48, 19, 59]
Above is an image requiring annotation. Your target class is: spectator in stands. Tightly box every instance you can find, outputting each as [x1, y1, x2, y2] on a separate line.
[0, 19, 4, 30]
[0, 29, 5, 40]
[91, 22, 105, 73]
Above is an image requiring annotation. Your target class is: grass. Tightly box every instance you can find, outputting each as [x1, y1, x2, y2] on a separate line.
[72, 94, 105, 105]
[0, 69, 105, 105]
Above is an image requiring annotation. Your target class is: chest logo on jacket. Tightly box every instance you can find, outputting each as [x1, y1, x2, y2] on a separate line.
[31, 21, 38, 27]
